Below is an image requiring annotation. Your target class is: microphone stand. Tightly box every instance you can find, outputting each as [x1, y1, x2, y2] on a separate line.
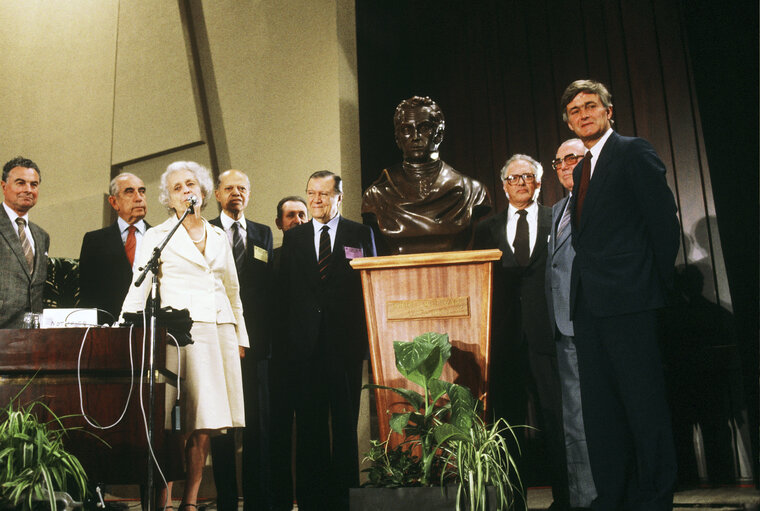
[134, 201, 195, 511]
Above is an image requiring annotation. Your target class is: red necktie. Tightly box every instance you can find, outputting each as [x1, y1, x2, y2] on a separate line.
[125, 225, 137, 266]
[574, 152, 593, 225]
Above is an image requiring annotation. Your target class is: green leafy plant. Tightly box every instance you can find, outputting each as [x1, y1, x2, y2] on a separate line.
[0, 393, 88, 511]
[43, 257, 80, 309]
[363, 332, 522, 510]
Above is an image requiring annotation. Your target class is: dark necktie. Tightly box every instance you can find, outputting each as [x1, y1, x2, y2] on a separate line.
[513, 209, 529, 266]
[231, 222, 245, 272]
[574, 152, 592, 225]
[318, 225, 331, 280]
[15, 217, 33, 271]
[125, 225, 137, 266]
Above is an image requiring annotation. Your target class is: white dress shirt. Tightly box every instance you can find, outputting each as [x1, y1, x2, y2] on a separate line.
[219, 211, 248, 250]
[588, 128, 614, 179]
[3, 202, 35, 254]
[506, 200, 539, 255]
[312, 215, 340, 260]
[117, 217, 147, 271]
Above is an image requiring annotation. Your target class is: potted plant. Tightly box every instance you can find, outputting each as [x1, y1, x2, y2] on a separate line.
[0, 391, 88, 511]
[354, 332, 522, 511]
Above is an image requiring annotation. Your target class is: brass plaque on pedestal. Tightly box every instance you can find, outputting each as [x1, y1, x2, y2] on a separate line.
[387, 296, 470, 321]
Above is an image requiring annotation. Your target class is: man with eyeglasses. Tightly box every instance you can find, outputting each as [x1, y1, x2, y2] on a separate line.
[474, 154, 570, 511]
[546, 138, 596, 510]
[561, 79, 679, 510]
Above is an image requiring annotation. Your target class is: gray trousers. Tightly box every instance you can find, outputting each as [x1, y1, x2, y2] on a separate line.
[556, 333, 597, 508]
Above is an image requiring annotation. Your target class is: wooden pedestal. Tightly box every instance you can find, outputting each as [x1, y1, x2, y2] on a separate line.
[350, 249, 502, 444]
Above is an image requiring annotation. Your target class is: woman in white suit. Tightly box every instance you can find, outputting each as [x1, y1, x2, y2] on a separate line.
[121, 161, 248, 510]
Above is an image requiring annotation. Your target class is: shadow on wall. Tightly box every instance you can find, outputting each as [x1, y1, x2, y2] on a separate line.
[659, 216, 753, 486]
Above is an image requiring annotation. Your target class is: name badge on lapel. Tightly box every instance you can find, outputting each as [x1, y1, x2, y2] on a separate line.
[253, 245, 268, 263]
[344, 246, 363, 260]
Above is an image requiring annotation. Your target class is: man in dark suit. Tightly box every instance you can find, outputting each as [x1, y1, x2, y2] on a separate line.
[209, 169, 274, 511]
[0, 156, 49, 329]
[561, 79, 680, 510]
[272, 195, 307, 274]
[79, 172, 148, 324]
[268, 194, 308, 510]
[276, 170, 375, 511]
[546, 138, 596, 510]
[474, 154, 568, 510]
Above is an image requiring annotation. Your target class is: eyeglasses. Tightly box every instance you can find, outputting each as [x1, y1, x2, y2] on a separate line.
[504, 173, 536, 185]
[551, 154, 584, 170]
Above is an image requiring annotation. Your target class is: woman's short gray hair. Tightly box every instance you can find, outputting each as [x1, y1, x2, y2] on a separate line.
[158, 161, 214, 212]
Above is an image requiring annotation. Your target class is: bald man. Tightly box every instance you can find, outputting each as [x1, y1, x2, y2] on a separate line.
[210, 169, 274, 511]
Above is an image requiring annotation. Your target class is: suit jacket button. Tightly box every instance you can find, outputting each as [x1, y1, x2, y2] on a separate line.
[316, 307, 322, 313]
[552, 263, 558, 268]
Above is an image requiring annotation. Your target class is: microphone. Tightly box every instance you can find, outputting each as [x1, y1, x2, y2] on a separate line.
[185, 195, 198, 214]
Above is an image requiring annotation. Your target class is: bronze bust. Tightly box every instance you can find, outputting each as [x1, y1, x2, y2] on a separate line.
[362, 96, 492, 254]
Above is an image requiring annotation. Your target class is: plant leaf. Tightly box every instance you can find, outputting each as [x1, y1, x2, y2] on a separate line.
[365, 383, 425, 411]
[389, 412, 412, 434]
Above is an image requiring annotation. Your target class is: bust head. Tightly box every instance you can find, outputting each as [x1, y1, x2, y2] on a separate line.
[394, 96, 445, 164]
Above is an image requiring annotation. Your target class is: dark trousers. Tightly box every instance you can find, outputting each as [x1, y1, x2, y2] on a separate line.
[269, 358, 295, 511]
[287, 356, 362, 511]
[574, 296, 677, 511]
[210, 357, 270, 511]
[490, 342, 569, 510]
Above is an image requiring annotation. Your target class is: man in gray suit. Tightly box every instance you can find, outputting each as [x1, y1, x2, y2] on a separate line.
[0, 156, 49, 329]
[546, 139, 595, 510]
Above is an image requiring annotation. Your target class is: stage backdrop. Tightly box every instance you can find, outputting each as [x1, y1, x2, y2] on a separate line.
[356, 0, 757, 485]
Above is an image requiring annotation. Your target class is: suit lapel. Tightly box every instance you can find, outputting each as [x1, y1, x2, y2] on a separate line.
[578, 132, 618, 234]
[300, 221, 321, 287]
[204, 222, 228, 269]
[107, 222, 133, 269]
[526, 205, 551, 267]
[553, 197, 572, 254]
[161, 217, 208, 270]
[491, 212, 517, 266]
[0, 207, 32, 278]
[29, 223, 47, 278]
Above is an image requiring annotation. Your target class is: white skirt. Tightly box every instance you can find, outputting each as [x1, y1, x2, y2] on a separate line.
[165, 322, 245, 431]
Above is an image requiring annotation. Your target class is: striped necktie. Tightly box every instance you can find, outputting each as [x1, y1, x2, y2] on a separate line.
[15, 217, 34, 271]
[231, 222, 245, 272]
[318, 225, 331, 280]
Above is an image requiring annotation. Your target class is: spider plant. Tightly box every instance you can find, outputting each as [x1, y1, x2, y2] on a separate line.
[0, 392, 88, 510]
[439, 416, 522, 510]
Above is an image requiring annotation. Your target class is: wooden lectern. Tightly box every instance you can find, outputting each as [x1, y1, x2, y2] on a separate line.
[0, 327, 183, 485]
[350, 249, 502, 444]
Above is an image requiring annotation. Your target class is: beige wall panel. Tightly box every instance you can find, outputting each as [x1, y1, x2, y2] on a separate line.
[111, 0, 202, 164]
[120, 144, 217, 228]
[336, 0, 362, 221]
[199, 0, 359, 245]
[0, 1, 119, 258]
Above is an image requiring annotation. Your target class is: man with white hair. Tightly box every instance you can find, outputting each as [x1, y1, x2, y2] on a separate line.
[474, 154, 569, 510]
[80, 172, 149, 323]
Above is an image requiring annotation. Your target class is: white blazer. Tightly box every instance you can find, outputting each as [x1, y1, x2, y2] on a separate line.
[121, 215, 249, 348]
